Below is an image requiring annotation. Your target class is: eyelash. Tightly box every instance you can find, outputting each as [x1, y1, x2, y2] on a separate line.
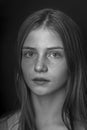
[22, 50, 62, 59]
[22, 50, 36, 58]
[47, 51, 62, 58]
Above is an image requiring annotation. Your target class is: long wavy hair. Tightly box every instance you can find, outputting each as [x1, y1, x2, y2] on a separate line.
[15, 8, 87, 130]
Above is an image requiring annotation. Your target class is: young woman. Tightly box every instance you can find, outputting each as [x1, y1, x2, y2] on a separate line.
[0, 8, 87, 130]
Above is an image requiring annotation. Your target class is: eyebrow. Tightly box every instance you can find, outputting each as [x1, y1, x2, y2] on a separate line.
[22, 47, 64, 50]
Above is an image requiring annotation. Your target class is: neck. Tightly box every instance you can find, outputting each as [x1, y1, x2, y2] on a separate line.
[31, 88, 66, 128]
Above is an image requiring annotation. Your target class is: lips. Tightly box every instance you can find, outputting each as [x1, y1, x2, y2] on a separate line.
[32, 78, 50, 85]
[32, 78, 50, 82]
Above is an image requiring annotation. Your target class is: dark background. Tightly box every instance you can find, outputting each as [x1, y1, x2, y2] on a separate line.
[0, 0, 87, 117]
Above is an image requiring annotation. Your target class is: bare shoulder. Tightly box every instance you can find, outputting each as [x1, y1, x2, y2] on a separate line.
[0, 111, 20, 130]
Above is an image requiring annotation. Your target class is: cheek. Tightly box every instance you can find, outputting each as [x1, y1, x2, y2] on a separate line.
[50, 61, 68, 83]
[21, 61, 32, 79]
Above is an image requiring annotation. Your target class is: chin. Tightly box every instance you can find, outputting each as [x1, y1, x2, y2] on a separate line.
[28, 81, 67, 96]
[30, 86, 52, 96]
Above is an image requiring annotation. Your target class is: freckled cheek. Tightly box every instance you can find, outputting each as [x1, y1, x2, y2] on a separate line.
[50, 63, 68, 82]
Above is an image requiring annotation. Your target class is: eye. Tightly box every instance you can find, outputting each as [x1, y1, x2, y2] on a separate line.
[47, 51, 62, 59]
[22, 50, 36, 58]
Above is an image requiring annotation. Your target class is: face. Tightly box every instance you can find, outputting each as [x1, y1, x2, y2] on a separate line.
[21, 27, 68, 96]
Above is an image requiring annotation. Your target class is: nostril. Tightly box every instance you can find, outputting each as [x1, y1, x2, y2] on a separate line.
[34, 62, 48, 73]
[34, 57, 48, 73]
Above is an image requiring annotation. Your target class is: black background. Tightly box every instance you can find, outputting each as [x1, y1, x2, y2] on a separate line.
[0, 0, 87, 117]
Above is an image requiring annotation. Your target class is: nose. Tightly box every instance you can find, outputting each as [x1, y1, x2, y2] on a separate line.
[34, 57, 48, 73]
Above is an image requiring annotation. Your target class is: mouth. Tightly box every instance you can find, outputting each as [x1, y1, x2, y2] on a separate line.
[32, 78, 50, 85]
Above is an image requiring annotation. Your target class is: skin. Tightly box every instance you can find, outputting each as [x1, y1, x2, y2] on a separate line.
[21, 27, 68, 130]
[22, 27, 68, 96]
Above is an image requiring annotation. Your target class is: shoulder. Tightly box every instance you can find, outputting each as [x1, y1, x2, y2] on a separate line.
[0, 111, 20, 130]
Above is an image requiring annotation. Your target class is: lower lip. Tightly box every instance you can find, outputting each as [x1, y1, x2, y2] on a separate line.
[33, 80, 50, 85]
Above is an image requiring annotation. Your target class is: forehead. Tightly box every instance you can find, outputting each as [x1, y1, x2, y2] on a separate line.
[23, 27, 63, 49]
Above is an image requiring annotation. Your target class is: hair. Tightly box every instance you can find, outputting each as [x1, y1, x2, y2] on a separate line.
[15, 8, 87, 130]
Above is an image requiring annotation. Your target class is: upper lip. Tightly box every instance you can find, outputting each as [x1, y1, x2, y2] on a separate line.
[32, 78, 50, 82]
